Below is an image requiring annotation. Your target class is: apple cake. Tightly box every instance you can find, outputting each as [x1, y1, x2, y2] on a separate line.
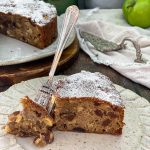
[0, 0, 57, 48]
[53, 71, 124, 135]
[4, 96, 54, 147]
[4, 71, 124, 147]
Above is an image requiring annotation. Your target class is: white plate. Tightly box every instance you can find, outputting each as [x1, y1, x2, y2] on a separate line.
[0, 16, 76, 66]
[0, 76, 149, 150]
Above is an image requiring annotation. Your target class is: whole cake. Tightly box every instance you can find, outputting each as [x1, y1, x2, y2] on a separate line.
[0, 0, 57, 48]
[53, 71, 124, 134]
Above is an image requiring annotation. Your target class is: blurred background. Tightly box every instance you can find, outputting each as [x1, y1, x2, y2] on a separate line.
[45, 0, 124, 15]
[79, 0, 124, 9]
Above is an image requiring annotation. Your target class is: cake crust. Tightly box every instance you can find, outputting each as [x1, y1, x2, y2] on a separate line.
[53, 71, 124, 106]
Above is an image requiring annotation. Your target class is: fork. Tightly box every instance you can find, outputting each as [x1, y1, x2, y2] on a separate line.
[34, 5, 79, 113]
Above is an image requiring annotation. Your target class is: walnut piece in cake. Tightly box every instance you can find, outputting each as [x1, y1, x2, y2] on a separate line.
[4, 96, 54, 147]
[53, 71, 124, 135]
[0, 0, 57, 48]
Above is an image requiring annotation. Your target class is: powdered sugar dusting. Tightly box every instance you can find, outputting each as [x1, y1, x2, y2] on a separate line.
[0, 0, 57, 26]
[55, 71, 123, 106]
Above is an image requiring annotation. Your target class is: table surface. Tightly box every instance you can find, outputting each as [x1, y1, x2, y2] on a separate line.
[0, 49, 150, 102]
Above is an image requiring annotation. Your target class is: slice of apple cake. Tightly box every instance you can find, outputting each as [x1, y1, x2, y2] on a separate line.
[53, 71, 124, 135]
[4, 71, 125, 147]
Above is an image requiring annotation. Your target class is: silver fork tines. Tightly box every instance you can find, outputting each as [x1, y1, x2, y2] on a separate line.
[34, 80, 53, 107]
[34, 5, 79, 113]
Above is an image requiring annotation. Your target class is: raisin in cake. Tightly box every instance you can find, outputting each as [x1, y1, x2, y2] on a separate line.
[0, 0, 57, 48]
[53, 71, 124, 135]
[4, 96, 54, 147]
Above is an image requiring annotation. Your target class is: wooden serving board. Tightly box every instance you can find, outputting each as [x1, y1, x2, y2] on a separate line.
[0, 38, 79, 87]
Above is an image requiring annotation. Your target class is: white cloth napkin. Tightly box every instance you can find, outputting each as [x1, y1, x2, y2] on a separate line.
[76, 9, 150, 88]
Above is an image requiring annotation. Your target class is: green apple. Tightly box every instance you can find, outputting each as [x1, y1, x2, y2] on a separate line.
[122, 0, 150, 28]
